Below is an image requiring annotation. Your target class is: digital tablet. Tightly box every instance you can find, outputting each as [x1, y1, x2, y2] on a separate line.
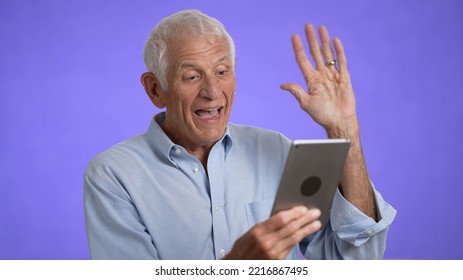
[271, 139, 351, 229]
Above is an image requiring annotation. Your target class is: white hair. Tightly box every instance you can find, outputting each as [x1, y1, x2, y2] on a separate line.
[143, 10, 236, 90]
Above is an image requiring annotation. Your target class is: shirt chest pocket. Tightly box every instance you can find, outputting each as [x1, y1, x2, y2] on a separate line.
[244, 199, 274, 227]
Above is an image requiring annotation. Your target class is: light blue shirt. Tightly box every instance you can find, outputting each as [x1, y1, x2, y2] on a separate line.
[84, 112, 396, 260]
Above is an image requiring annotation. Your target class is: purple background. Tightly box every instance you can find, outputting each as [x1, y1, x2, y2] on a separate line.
[1, 0, 462, 260]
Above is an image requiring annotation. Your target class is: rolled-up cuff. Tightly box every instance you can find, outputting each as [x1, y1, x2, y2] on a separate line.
[330, 184, 397, 246]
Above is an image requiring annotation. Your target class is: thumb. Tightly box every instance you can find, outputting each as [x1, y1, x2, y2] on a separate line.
[280, 83, 306, 105]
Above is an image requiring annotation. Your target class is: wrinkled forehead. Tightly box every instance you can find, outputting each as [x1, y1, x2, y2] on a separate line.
[165, 34, 232, 66]
[169, 32, 229, 50]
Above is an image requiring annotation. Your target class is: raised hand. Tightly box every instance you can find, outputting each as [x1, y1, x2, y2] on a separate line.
[281, 24, 359, 139]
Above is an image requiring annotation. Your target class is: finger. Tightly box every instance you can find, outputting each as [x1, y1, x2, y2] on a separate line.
[234, 206, 311, 259]
[305, 23, 325, 69]
[267, 208, 321, 260]
[276, 208, 321, 240]
[291, 34, 314, 83]
[319, 25, 335, 65]
[333, 37, 348, 76]
[256, 207, 320, 259]
[263, 205, 310, 232]
[275, 219, 322, 259]
[235, 207, 321, 260]
[280, 83, 307, 106]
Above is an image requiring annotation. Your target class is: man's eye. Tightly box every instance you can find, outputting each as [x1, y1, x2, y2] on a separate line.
[186, 75, 200, 81]
[217, 70, 227, 76]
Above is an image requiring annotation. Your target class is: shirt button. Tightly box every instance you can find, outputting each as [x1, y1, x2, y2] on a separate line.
[219, 249, 226, 257]
[214, 205, 220, 211]
[193, 167, 199, 173]
[175, 148, 181, 154]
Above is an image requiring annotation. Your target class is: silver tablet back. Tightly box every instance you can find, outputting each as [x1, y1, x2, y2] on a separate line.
[272, 139, 351, 229]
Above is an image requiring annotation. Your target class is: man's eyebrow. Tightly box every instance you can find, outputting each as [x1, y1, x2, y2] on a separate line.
[217, 56, 228, 63]
[179, 63, 197, 69]
[179, 56, 230, 69]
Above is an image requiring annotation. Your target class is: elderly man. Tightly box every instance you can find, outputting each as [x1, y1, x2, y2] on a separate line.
[84, 10, 396, 260]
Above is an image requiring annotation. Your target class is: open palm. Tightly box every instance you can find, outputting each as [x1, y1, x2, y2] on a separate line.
[281, 24, 358, 134]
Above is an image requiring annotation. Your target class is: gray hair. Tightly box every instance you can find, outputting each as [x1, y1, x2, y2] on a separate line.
[143, 10, 236, 90]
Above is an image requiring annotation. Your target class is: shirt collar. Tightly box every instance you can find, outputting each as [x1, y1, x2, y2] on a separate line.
[144, 112, 234, 165]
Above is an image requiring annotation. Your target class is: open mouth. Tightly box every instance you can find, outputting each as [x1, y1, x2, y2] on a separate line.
[194, 106, 224, 119]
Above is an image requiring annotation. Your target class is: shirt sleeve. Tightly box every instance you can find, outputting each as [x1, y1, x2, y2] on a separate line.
[301, 183, 397, 259]
[84, 161, 159, 260]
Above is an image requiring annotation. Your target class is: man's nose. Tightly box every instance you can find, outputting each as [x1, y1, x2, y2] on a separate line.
[199, 75, 221, 99]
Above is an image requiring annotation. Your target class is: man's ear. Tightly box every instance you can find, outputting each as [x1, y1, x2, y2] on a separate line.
[141, 72, 166, 109]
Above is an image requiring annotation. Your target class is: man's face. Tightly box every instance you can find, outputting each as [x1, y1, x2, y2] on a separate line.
[159, 35, 236, 149]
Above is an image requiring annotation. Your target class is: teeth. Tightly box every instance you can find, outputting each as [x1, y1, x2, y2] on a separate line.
[195, 107, 222, 118]
[205, 107, 220, 111]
